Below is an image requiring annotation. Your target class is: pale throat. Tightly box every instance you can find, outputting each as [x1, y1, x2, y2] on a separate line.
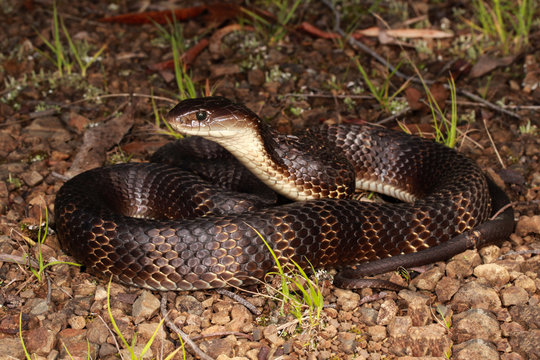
[210, 127, 313, 201]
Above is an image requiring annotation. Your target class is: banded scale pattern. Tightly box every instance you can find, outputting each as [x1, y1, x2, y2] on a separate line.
[55, 97, 496, 291]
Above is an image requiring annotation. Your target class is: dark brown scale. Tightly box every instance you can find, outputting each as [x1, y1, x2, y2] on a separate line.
[262, 128, 356, 199]
[55, 99, 505, 291]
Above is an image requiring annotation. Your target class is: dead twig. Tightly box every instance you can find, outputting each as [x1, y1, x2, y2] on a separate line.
[358, 292, 388, 306]
[51, 171, 71, 182]
[0, 254, 39, 269]
[491, 200, 539, 221]
[190, 331, 253, 341]
[216, 288, 261, 315]
[498, 249, 540, 259]
[68, 92, 177, 106]
[376, 107, 411, 125]
[482, 117, 506, 169]
[459, 89, 521, 119]
[160, 296, 213, 360]
[454, 101, 540, 111]
[282, 93, 373, 100]
[98, 315, 125, 358]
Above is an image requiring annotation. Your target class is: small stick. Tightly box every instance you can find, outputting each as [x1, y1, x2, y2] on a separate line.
[282, 93, 373, 100]
[51, 171, 71, 182]
[482, 117, 506, 169]
[190, 331, 253, 341]
[498, 249, 540, 259]
[160, 296, 213, 360]
[376, 107, 411, 125]
[216, 288, 261, 315]
[491, 200, 538, 220]
[358, 291, 388, 306]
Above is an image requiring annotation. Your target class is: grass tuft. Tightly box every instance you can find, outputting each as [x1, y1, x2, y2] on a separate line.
[35, 1, 106, 77]
[464, 0, 536, 54]
[355, 59, 409, 114]
[247, 224, 324, 329]
[20, 205, 80, 283]
[426, 76, 459, 148]
[152, 13, 198, 100]
[106, 279, 184, 359]
[151, 91, 183, 139]
[242, 0, 304, 45]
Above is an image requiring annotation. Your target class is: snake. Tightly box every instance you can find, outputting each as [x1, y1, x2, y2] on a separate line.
[54, 96, 514, 291]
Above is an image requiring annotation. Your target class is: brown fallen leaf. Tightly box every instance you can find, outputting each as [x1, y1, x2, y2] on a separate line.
[405, 82, 448, 112]
[353, 27, 453, 39]
[67, 112, 89, 134]
[120, 140, 168, 155]
[522, 54, 540, 93]
[209, 24, 255, 55]
[148, 38, 209, 72]
[65, 101, 136, 178]
[405, 87, 424, 111]
[99, 6, 208, 24]
[469, 54, 517, 78]
[430, 82, 448, 111]
[297, 22, 340, 39]
[448, 59, 472, 81]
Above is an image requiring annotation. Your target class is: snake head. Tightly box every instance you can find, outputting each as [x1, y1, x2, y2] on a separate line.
[166, 96, 261, 138]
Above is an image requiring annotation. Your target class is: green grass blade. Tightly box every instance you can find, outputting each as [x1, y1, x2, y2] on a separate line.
[62, 342, 74, 359]
[280, 0, 302, 26]
[164, 346, 183, 360]
[356, 60, 382, 105]
[61, 14, 107, 78]
[151, 90, 182, 138]
[290, 257, 323, 318]
[85, 44, 107, 73]
[107, 278, 136, 359]
[39, 260, 81, 272]
[446, 75, 458, 148]
[245, 223, 291, 303]
[240, 8, 271, 27]
[19, 312, 32, 360]
[493, 0, 507, 45]
[35, 31, 60, 55]
[139, 319, 165, 359]
[52, 1, 64, 75]
[170, 334, 187, 360]
[172, 40, 185, 99]
[183, 68, 197, 99]
[34, 47, 57, 67]
[61, 17, 83, 73]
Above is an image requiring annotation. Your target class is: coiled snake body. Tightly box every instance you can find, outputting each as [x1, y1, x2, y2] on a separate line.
[54, 97, 514, 291]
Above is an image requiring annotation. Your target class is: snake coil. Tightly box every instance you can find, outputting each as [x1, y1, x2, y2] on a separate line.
[55, 97, 514, 290]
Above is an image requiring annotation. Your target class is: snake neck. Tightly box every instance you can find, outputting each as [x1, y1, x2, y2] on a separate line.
[212, 123, 307, 200]
[212, 121, 355, 201]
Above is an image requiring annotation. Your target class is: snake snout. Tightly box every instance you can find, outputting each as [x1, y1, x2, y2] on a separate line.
[167, 96, 261, 139]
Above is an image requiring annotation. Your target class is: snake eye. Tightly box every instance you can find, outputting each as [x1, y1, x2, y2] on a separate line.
[195, 111, 207, 121]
